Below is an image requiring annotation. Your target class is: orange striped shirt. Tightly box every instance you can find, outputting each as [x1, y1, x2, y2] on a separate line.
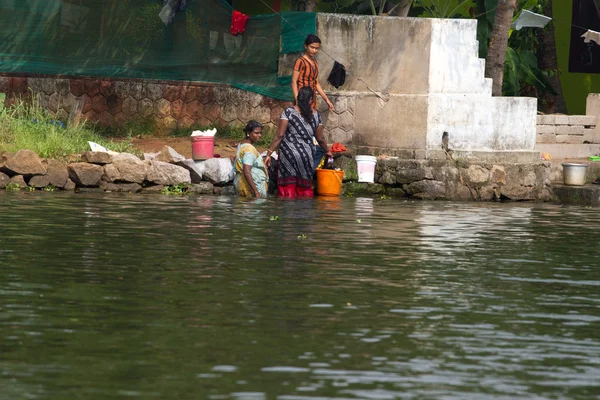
[293, 56, 319, 108]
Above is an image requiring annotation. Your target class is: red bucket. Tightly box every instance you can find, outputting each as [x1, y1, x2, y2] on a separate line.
[191, 136, 215, 160]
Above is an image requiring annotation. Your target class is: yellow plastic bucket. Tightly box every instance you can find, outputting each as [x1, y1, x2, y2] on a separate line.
[316, 169, 344, 196]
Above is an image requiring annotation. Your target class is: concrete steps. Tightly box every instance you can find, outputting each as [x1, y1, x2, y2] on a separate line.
[536, 143, 600, 160]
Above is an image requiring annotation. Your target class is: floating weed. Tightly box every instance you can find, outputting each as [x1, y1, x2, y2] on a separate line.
[345, 191, 354, 198]
[44, 185, 56, 192]
[6, 182, 21, 191]
[380, 194, 390, 200]
[297, 234, 308, 240]
[356, 219, 361, 223]
[24, 186, 35, 192]
[269, 216, 280, 221]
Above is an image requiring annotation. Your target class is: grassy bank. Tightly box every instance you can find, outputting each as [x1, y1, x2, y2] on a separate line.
[0, 96, 134, 159]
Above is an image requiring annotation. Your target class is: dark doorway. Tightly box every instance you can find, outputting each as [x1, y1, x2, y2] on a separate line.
[569, 0, 600, 73]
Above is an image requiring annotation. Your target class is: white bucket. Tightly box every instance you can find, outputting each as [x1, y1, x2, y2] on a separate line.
[355, 155, 377, 183]
[562, 163, 588, 186]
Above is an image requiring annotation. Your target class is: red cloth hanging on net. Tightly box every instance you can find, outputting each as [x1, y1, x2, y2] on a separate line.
[230, 10, 249, 36]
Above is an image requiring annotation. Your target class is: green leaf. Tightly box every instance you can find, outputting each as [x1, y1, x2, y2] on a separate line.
[502, 47, 520, 96]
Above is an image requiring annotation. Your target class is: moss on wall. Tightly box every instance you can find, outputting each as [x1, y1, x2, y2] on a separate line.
[554, 0, 600, 114]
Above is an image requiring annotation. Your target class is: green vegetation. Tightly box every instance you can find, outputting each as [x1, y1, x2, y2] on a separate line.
[0, 97, 134, 159]
[5, 182, 21, 191]
[269, 216, 280, 221]
[44, 185, 56, 192]
[161, 183, 191, 195]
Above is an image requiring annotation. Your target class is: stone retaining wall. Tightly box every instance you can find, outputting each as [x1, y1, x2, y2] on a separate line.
[536, 114, 598, 144]
[0, 75, 355, 144]
[1, 148, 553, 202]
[335, 155, 553, 201]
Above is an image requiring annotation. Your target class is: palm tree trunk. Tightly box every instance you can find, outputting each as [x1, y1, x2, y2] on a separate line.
[538, 0, 567, 113]
[485, 0, 517, 96]
[390, 0, 414, 17]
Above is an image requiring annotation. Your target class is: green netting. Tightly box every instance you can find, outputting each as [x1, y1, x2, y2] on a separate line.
[0, 0, 316, 101]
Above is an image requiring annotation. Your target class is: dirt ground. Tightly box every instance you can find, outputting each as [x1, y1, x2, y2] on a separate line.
[129, 136, 268, 159]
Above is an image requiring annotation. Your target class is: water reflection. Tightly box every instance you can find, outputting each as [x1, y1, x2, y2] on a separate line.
[0, 193, 599, 400]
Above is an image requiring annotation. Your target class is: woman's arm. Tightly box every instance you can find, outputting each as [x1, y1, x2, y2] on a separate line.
[242, 163, 261, 198]
[291, 70, 300, 104]
[314, 125, 332, 157]
[316, 81, 334, 110]
[265, 118, 288, 167]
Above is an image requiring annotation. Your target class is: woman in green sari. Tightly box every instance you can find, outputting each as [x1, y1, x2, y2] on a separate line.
[233, 120, 268, 198]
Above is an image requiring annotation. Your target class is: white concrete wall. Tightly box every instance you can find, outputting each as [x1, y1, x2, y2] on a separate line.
[315, 14, 537, 155]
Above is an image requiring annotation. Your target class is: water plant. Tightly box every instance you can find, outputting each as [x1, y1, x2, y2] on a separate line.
[297, 234, 308, 240]
[24, 186, 35, 192]
[161, 183, 190, 195]
[380, 194, 390, 200]
[5, 182, 21, 191]
[269, 216, 280, 221]
[44, 185, 56, 192]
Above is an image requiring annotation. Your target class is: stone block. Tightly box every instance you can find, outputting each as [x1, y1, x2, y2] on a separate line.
[68, 163, 104, 186]
[537, 114, 555, 124]
[323, 111, 339, 128]
[556, 135, 570, 144]
[0, 172, 9, 188]
[536, 124, 555, 134]
[53, 79, 69, 95]
[139, 99, 154, 118]
[178, 116, 195, 129]
[569, 115, 596, 126]
[463, 164, 489, 185]
[188, 182, 214, 194]
[171, 99, 184, 118]
[554, 114, 570, 125]
[332, 156, 358, 181]
[9, 175, 27, 188]
[176, 159, 203, 183]
[114, 81, 130, 98]
[326, 127, 352, 144]
[145, 160, 191, 185]
[199, 158, 234, 184]
[155, 146, 186, 164]
[42, 159, 69, 188]
[122, 97, 139, 116]
[97, 111, 114, 126]
[556, 125, 584, 135]
[100, 182, 142, 193]
[155, 98, 171, 118]
[28, 174, 51, 188]
[221, 102, 238, 122]
[405, 180, 447, 199]
[109, 153, 147, 183]
[583, 128, 597, 143]
[203, 103, 221, 123]
[91, 95, 108, 113]
[4, 149, 46, 176]
[145, 83, 163, 101]
[251, 105, 271, 124]
[537, 133, 556, 144]
[184, 100, 204, 120]
[99, 80, 115, 98]
[332, 96, 348, 113]
[339, 111, 354, 132]
[85, 80, 101, 97]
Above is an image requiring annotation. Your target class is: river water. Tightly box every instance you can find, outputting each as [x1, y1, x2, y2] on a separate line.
[1, 192, 599, 400]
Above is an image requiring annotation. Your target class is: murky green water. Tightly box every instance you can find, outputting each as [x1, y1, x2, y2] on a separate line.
[1, 192, 599, 400]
